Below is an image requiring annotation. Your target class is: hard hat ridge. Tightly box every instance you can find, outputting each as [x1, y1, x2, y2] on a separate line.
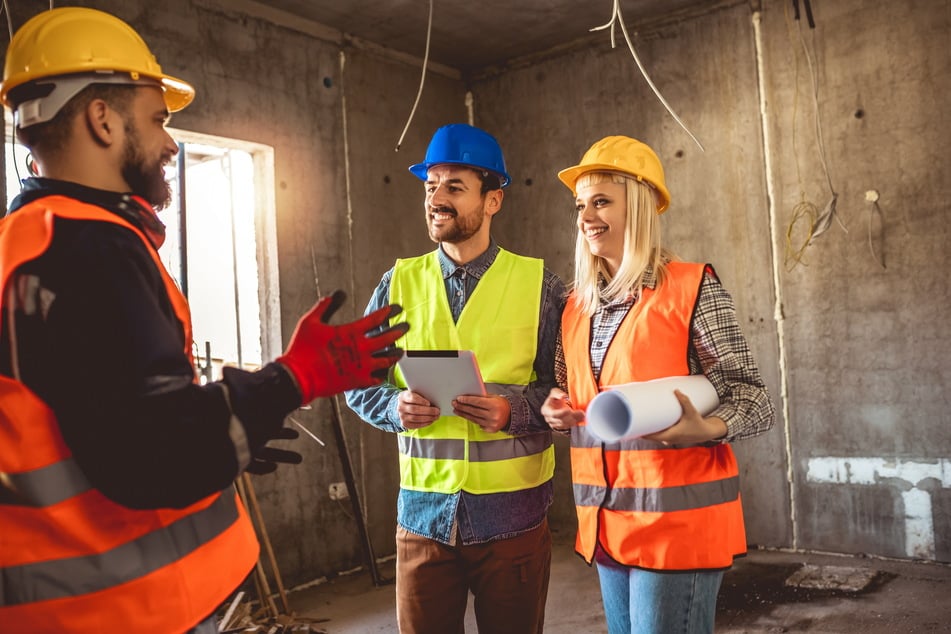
[558, 136, 671, 213]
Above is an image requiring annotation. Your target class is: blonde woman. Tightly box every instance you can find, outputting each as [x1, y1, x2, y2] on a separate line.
[541, 136, 775, 634]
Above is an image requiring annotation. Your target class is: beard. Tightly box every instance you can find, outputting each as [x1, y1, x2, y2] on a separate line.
[427, 204, 485, 244]
[120, 122, 172, 209]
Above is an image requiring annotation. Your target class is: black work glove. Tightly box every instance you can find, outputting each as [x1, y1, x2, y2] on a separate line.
[244, 426, 303, 475]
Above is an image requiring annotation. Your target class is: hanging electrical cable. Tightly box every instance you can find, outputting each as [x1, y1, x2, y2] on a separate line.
[782, 0, 845, 270]
[2, 0, 14, 39]
[395, 0, 434, 152]
[592, 0, 704, 152]
[865, 189, 886, 270]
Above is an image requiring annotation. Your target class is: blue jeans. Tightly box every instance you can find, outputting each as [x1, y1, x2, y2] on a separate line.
[595, 552, 723, 634]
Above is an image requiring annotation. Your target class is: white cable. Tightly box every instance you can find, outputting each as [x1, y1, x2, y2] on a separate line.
[592, 2, 704, 152]
[797, 18, 845, 236]
[867, 197, 886, 270]
[338, 50, 357, 306]
[465, 91, 474, 126]
[2, 0, 13, 42]
[617, 15, 704, 152]
[395, 0, 433, 152]
[590, 0, 621, 48]
[291, 417, 326, 446]
[753, 9, 797, 550]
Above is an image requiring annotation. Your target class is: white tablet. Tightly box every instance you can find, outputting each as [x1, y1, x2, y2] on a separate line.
[397, 350, 487, 411]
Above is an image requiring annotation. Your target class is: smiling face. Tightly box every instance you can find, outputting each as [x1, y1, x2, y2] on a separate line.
[424, 164, 501, 249]
[575, 179, 628, 276]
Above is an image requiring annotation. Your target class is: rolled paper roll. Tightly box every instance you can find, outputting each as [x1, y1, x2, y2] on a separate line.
[585, 375, 720, 442]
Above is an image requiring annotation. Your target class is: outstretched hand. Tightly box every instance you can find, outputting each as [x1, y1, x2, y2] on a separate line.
[277, 290, 409, 403]
[245, 426, 303, 475]
[541, 388, 585, 432]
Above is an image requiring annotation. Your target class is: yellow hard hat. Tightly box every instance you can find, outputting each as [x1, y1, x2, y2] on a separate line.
[558, 136, 671, 213]
[1, 7, 194, 122]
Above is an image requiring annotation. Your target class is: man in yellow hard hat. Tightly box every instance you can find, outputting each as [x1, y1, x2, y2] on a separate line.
[0, 7, 408, 633]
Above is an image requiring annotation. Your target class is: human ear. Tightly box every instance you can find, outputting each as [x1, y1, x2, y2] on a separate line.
[85, 99, 117, 147]
[485, 188, 504, 216]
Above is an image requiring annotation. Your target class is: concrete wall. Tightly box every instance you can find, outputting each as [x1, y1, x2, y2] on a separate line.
[3, 0, 947, 593]
[474, 0, 950, 562]
[475, 1, 790, 548]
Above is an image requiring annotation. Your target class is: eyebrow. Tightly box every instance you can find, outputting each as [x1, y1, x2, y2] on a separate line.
[426, 177, 468, 188]
[577, 191, 612, 201]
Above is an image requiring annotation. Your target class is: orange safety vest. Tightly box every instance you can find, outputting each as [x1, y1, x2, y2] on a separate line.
[0, 197, 259, 633]
[563, 261, 746, 571]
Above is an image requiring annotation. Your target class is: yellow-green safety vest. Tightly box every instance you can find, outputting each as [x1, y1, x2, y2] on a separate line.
[390, 248, 554, 494]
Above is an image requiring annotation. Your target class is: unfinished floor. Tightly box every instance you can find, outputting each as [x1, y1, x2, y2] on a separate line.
[265, 531, 951, 633]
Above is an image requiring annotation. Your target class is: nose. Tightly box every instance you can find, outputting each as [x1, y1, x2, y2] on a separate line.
[165, 130, 179, 156]
[428, 183, 450, 207]
[577, 202, 595, 223]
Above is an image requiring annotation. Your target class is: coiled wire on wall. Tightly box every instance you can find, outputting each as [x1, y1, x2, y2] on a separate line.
[782, 0, 845, 271]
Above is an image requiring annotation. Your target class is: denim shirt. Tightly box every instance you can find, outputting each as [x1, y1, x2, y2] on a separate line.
[345, 239, 566, 545]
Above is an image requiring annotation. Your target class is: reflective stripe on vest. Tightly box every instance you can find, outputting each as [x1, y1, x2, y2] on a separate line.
[389, 249, 554, 494]
[0, 200, 259, 633]
[398, 432, 553, 462]
[0, 456, 91, 507]
[2, 490, 239, 606]
[563, 262, 746, 570]
[573, 475, 740, 512]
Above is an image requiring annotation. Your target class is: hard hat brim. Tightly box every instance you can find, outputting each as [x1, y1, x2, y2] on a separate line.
[557, 162, 670, 213]
[409, 160, 511, 188]
[159, 74, 195, 112]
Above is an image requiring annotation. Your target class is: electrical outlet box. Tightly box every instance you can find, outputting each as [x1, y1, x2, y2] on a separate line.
[328, 482, 349, 501]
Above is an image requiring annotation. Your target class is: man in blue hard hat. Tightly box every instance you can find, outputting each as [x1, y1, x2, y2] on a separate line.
[346, 123, 566, 633]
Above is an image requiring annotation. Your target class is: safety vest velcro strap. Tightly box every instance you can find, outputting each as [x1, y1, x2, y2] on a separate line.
[0, 458, 92, 507]
[398, 436, 465, 460]
[573, 475, 740, 512]
[0, 489, 239, 606]
[469, 433, 552, 462]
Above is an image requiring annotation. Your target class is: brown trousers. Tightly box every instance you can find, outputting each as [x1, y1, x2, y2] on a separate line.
[395, 519, 552, 634]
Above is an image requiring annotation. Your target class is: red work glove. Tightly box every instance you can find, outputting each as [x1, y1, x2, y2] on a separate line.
[277, 290, 408, 404]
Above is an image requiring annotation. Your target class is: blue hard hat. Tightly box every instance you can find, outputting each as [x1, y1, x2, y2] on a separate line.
[409, 123, 511, 188]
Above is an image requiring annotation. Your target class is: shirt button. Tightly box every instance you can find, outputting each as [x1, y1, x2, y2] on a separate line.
[595, 341, 603, 347]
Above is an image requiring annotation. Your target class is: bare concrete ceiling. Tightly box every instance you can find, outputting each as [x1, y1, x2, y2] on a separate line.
[251, 0, 719, 75]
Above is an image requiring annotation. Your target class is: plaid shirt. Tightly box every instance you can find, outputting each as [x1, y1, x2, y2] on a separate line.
[555, 265, 774, 442]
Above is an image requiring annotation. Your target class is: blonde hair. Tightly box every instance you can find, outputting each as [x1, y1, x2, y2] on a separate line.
[570, 171, 675, 316]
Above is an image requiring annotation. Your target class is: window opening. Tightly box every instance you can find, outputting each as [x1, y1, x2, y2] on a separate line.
[4, 116, 280, 383]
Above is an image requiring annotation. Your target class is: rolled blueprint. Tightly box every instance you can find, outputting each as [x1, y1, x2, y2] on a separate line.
[585, 375, 720, 442]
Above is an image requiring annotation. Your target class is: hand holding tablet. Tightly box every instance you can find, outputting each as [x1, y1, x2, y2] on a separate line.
[397, 350, 487, 411]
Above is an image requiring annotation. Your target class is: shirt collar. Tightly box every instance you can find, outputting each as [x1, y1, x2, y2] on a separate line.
[642, 265, 659, 289]
[8, 177, 167, 248]
[437, 238, 499, 281]
[597, 265, 659, 308]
